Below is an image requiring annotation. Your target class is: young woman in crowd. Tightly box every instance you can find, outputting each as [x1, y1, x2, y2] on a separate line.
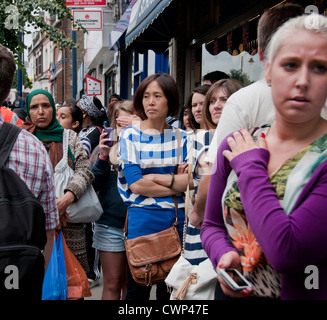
[77, 94, 108, 287]
[183, 80, 242, 267]
[91, 100, 136, 300]
[118, 73, 189, 300]
[77, 94, 108, 154]
[56, 103, 91, 158]
[202, 79, 243, 132]
[187, 84, 211, 130]
[201, 14, 327, 300]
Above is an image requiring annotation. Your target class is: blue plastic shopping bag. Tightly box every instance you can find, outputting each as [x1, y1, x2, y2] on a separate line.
[56, 231, 68, 299]
[42, 231, 67, 300]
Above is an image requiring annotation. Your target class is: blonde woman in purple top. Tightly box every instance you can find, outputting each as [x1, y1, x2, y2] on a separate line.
[201, 14, 327, 300]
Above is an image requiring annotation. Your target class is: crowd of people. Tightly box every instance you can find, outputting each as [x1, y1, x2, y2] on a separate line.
[1, 2, 327, 301]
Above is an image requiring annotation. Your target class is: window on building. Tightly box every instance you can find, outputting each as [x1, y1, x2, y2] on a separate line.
[35, 52, 43, 77]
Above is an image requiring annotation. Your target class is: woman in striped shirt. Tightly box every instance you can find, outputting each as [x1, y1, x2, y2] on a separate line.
[118, 73, 189, 300]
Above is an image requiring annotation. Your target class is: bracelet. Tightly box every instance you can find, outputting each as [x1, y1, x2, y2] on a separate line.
[98, 154, 109, 161]
[168, 172, 175, 189]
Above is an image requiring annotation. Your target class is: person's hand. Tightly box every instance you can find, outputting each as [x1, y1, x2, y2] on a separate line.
[223, 128, 268, 162]
[216, 251, 254, 298]
[98, 130, 111, 159]
[56, 191, 75, 227]
[177, 161, 188, 174]
[188, 206, 203, 228]
[116, 114, 141, 128]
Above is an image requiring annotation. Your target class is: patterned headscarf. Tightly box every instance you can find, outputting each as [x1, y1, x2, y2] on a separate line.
[79, 94, 105, 118]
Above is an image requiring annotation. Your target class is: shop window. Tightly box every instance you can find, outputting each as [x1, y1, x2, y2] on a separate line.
[133, 52, 148, 94]
[155, 50, 169, 74]
[105, 72, 114, 107]
[202, 16, 263, 86]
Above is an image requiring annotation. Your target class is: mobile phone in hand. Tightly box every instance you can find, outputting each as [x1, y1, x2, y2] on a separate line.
[217, 268, 252, 291]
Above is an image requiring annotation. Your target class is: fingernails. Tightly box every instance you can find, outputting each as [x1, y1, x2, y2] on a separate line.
[260, 132, 266, 138]
[242, 290, 249, 296]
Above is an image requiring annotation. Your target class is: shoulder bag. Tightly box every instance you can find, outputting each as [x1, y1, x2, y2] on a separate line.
[54, 129, 103, 223]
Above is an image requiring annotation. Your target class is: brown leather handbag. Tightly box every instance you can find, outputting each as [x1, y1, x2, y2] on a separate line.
[124, 196, 182, 287]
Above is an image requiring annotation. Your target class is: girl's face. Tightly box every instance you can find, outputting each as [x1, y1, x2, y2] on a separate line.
[191, 92, 205, 124]
[266, 29, 327, 125]
[56, 106, 79, 130]
[142, 80, 169, 121]
[183, 108, 191, 130]
[209, 87, 229, 125]
[29, 94, 53, 129]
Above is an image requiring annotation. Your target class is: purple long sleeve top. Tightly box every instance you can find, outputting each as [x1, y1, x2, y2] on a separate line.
[201, 135, 327, 300]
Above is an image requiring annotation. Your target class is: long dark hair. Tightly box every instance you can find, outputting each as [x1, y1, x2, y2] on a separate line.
[185, 84, 211, 131]
[92, 96, 108, 127]
[69, 105, 84, 133]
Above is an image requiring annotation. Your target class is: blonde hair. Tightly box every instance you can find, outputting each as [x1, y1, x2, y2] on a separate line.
[266, 14, 327, 66]
[110, 100, 135, 128]
[265, 14, 327, 117]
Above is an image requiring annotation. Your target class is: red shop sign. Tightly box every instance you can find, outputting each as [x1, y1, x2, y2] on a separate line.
[65, 0, 107, 7]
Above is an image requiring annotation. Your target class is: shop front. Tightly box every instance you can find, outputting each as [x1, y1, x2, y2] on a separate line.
[123, 0, 177, 98]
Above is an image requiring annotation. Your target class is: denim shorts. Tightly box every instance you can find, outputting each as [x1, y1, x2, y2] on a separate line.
[92, 223, 125, 252]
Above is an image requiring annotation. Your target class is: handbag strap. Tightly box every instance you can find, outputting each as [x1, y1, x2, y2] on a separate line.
[172, 127, 181, 224]
[182, 135, 193, 252]
[55, 129, 69, 173]
[175, 127, 181, 167]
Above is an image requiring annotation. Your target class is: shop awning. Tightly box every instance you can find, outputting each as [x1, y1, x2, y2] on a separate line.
[109, 0, 137, 51]
[125, 0, 175, 53]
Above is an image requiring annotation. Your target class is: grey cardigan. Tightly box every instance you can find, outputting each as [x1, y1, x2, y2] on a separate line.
[65, 129, 94, 201]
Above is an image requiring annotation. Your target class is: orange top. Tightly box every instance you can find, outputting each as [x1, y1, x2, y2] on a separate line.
[0, 107, 23, 125]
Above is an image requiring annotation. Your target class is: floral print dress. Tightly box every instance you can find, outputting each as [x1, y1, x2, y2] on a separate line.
[221, 125, 327, 298]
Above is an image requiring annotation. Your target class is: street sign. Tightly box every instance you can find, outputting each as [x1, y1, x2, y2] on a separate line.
[65, 0, 107, 7]
[86, 75, 102, 95]
[73, 10, 102, 30]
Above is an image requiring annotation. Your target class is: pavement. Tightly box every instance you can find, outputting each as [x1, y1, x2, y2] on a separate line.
[85, 271, 156, 300]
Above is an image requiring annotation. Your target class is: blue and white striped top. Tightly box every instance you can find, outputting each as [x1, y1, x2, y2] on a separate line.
[184, 129, 213, 265]
[118, 125, 189, 240]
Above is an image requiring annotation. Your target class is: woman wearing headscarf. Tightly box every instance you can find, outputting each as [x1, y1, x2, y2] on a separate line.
[77, 94, 108, 154]
[20, 89, 94, 273]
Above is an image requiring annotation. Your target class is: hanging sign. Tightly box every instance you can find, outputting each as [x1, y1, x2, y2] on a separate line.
[85, 75, 102, 95]
[73, 10, 102, 30]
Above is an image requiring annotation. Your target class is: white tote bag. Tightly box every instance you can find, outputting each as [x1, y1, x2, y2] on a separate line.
[165, 256, 217, 300]
[54, 129, 103, 223]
